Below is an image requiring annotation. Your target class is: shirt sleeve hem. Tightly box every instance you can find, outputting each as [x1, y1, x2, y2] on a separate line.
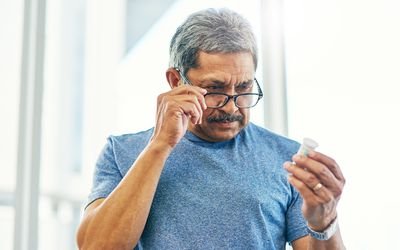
[84, 194, 108, 210]
[288, 227, 309, 245]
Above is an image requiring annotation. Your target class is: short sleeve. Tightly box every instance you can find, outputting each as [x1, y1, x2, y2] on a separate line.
[86, 137, 123, 208]
[286, 186, 309, 243]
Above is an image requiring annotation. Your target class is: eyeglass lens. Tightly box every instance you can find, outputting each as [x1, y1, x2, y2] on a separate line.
[204, 93, 260, 108]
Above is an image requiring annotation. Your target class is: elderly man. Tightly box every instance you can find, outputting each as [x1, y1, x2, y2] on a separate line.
[77, 8, 345, 249]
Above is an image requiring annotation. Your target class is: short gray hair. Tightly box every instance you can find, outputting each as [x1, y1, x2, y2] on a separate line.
[169, 8, 258, 76]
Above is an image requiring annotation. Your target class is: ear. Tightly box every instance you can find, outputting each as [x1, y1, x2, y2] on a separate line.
[166, 68, 182, 89]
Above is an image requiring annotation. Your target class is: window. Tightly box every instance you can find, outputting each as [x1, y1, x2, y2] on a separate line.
[0, 0, 23, 249]
[39, 0, 87, 248]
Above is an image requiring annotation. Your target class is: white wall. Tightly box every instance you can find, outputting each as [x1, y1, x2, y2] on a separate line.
[284, 0, 400, 249]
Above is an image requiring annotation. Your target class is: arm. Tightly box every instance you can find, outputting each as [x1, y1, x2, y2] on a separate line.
[76, 84, 207, 249]
[284, 151, 346, 250]
[76, 141, 172, 249]
[292, 230, 345, 250]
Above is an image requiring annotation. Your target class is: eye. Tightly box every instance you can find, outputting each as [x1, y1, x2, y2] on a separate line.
[236, 82, 252, 91]
[207, 85, 224, 90]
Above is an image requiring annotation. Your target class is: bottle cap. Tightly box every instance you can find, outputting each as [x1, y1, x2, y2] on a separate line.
[303, 137, 319, 149]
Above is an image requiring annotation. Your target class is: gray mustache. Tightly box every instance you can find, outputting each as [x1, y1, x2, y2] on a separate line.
[207, 114, 243, 123]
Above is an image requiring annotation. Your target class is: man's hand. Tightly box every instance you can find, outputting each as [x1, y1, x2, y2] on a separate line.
[284, 151, 345, 231]
[151, 85, 207, 149]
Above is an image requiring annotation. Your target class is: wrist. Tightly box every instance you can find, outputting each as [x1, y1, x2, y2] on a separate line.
[307, 216, 339, 241]
[307, 211, 337, 232]
[146, 139, 174, 158]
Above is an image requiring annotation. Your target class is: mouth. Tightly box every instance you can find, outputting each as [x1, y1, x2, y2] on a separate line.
[211, 120, 237, 128]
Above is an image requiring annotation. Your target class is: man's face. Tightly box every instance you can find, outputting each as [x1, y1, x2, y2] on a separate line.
[185, 51, 256, 142]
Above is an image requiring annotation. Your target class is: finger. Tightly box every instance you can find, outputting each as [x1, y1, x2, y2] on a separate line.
[308, 150, 345, 182]
[157, 86, 207, 125]
[185, 95, 205, 124]
[288, 174, 338, 230]
[164, 93, 204, 124]
[287, 174, 332, 205]
[289, 155, 344, 199]
[171, 85, 207, 110]
[179, 101, 202, 124]
[284, 161, 322, 190]
[192, 88, 208, 111]
[284, 161, 335, 199]
[176, 96, 202, 124]
[185, 87, 208, 111]
[171, 84, 206, 95]
[291, 154, 340, 190]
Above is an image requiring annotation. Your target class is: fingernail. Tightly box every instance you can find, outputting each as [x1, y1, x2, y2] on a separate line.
[283, 162, 293, 170]
[293, 154, 304, 161]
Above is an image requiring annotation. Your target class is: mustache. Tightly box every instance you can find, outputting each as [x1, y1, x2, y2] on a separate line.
[207, 113, 243, 123]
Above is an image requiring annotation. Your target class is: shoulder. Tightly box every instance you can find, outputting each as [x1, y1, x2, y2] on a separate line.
[243, 123, 300, 156]
[104, 128, 154, 174]
[108, 128, 154, 150]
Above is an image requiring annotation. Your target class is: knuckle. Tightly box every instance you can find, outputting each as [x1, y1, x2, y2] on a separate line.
[158, 94, 173, 105]
[318, 166, 329, 178]
[322, 196, 334, 205]
[157, 94, 164, 103]
[330, 158, 338, 166]
[305, 174, 317, 184]
[297, 181, 308, 191]
[332, 183, 344, 196]
[191, 110, 199, 117]
[335, 187, 343, 197]
[330, 159, 340, 170]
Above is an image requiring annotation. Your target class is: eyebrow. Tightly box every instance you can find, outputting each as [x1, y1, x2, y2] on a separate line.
[199, 79, 224, 85]
[199, 79, 253, 86]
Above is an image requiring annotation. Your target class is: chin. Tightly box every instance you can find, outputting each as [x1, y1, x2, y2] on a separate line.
[191, 122, 245, 142]
[205, 129, 240, 142]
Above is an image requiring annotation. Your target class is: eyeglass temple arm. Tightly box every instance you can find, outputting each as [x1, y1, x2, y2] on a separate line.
[174, 67, 192, 85]
[255, 78, 264, 98]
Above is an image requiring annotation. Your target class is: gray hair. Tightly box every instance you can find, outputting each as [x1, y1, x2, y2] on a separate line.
[169, 8, 258, 76]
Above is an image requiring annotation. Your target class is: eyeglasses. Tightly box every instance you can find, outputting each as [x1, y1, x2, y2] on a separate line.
[176, 68, 263, 109]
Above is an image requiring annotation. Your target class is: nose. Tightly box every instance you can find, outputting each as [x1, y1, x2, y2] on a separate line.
[219, 96, 238, 113]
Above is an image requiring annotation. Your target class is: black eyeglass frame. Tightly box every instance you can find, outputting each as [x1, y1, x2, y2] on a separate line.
[175, 68, 264, 109]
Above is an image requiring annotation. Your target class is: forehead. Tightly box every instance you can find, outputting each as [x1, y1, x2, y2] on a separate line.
[188, 51, 255, 83]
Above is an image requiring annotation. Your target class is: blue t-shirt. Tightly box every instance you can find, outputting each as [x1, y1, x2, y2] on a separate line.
[88, 123, 308, 249]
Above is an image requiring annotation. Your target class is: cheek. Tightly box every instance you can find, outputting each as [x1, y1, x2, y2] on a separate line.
[239, 109, 250, 121]
[202, 108, 216, 120]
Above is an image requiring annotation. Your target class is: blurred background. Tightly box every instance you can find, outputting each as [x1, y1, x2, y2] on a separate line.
[1, 0, 399, 249]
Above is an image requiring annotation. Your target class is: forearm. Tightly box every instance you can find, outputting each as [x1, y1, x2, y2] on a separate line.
[308, 227, 346, 250]
[78, 141, 172, 249]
